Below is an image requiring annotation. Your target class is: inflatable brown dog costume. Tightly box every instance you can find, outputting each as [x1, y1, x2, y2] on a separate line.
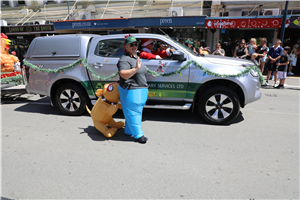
[86, 82, 125, 138]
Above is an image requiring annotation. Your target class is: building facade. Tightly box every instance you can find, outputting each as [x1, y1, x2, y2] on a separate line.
[1, 1, 299, 53]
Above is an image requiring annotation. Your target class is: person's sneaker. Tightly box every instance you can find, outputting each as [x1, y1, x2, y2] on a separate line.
[273, 84, 278, 88]
[288, 72, 294, 75]
[277, 85, 284, 89]
[270, 76, 273, 80]
[262, 82, 268, 86]
[135, 136, 148, 144]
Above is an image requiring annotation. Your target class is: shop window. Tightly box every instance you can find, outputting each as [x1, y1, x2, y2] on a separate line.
[18, 0, 25, 5]
[248, 11, 258, 16]
[242, 11, 249, 16]
[287, 10, 293, 14]
[292, 10, 300, 14]
[2, 1, 9, 6]
[242, 11, 259, 16]
[220, 12, 229, 17]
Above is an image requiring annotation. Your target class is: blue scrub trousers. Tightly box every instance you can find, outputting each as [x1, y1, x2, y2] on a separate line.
[118, 85, 148, 139]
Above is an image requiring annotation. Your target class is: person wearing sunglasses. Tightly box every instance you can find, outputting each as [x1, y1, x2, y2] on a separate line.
[139, 39, 174, 59]
[234, 39, 248, 59]
[117, 35, 149, 144]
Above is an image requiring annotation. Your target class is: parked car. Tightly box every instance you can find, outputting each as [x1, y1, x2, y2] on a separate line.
[23, 33, 262, 124]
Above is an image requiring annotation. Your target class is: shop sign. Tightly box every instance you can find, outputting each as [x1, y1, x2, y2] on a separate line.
[130, 16, 206, 27]
[54, 18, 129, 30]
[289, 16, 300, 28]
[5, 25, 54, 33]
[206, 18, 285, 29]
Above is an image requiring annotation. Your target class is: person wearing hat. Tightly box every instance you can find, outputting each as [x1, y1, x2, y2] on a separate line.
[139, 39, 174, 60]
[187, 41, 196, 52]
[117, 34, 148, 144]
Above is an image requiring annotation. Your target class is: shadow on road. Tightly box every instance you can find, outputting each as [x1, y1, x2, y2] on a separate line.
[80, 111, 244, 142]
[1, 197, 14, 200]
[13, 103, 64, 116]
[3, 95, 244, 125]
[80, 125, 134, 142]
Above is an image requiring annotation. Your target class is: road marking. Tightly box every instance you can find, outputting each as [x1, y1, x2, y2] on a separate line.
[242, 108, 299, 115]
[284, 84, 300, 88]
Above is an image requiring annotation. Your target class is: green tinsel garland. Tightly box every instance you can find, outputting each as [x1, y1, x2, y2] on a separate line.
[23, 59, 84, 73]
[23, 58, 263, 84]
[1, 75, 23, 85]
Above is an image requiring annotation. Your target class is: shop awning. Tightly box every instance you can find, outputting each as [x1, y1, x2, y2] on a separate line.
[53, 18, 129, 30]
[129, 16, 206, 27]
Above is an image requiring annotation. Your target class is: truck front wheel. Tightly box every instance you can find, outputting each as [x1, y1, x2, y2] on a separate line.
[198, 86, 240, 125]
[54, 83, 88, 116]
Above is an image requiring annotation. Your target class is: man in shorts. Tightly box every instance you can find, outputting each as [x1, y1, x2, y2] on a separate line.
[263, 39, 283, 86]
[275, 46, 290, 89]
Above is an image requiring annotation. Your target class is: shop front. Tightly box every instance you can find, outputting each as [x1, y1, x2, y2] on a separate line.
[130, 16, 206, 46]
[281, 15, 300, 46]
[281, 15, 300, 74]
[4, 24, 55, 55]
[205, 16, 289, 50]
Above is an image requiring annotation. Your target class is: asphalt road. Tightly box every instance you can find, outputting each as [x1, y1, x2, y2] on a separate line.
[1, 77, 299, 199]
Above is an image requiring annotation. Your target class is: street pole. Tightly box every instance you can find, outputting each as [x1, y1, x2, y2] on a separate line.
[67, 0, 70, 20]
[280, 0, 289, 42]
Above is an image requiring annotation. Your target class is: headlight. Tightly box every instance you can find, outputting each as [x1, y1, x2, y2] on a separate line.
[250, 69, 258, 77]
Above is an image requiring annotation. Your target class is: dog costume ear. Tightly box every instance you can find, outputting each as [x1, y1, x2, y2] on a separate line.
[95, 89, 104, 97]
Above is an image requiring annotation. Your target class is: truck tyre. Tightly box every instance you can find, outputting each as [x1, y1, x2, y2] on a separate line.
[54, 83, 88, 116]
[198, 86, 240, 125]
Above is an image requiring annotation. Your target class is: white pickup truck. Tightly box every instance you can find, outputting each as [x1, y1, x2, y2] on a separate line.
[23, 33, 262, 124]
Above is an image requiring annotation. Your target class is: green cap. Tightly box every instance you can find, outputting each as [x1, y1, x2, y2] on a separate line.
[125, 36, 137, 45]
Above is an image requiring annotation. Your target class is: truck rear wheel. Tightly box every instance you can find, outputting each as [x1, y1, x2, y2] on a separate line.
[198, 86, 240, 125]
[54, 83, 88, 116]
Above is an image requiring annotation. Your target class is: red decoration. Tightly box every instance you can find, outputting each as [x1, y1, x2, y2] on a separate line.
[206, 18, 289, 29]
[1, 71, 21, 79]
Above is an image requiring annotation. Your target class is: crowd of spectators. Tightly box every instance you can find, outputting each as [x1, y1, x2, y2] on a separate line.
[180, 37, 300, 88]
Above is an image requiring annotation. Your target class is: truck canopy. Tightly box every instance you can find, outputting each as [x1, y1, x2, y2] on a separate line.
[30, 35, 82, 58]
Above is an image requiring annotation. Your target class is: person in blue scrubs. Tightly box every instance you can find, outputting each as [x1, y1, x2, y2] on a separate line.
[117, 35, 149, 144]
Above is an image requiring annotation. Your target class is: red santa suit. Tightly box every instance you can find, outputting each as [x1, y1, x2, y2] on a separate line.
[139, 39, 172, 59]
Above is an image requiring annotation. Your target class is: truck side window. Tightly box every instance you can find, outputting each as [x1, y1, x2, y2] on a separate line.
[95, 39, 124, 57]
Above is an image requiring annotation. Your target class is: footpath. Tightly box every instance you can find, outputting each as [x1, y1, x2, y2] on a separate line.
[261, 74, 300, 89]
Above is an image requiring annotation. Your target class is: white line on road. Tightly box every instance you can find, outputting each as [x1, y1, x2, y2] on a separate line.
[242, 108, 299, 115]
[284, 84, 300, 88]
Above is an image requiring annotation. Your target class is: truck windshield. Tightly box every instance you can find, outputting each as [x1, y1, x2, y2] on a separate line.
[169, 38, 199, 56]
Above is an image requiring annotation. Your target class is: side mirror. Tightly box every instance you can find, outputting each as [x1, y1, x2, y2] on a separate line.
[172, 51, 186, 62]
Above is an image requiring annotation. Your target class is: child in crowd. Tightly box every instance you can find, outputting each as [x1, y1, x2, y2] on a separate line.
[247, 38, 257, 56]
[275, 46, 290, 89]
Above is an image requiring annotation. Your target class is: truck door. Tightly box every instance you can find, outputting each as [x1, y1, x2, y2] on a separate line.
[140, 41, 189, 100]
[86, 38, 123, 94]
